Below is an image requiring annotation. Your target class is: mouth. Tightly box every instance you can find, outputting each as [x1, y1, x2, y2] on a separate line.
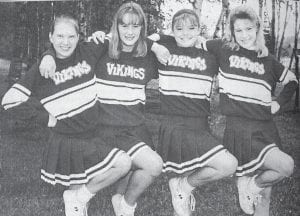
[124, 35, 136, 41]
[60, 46, 71, 51]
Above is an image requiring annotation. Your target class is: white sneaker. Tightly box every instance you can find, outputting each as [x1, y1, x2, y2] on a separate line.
[169, 178, 195, 216]
[111, 194, 136, 216]
[237, 176, 262, 215]
[63, 190, 88, 216]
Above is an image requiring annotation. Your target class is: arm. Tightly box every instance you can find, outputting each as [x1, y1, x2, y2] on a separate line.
[2, 64, 56, 127]
[147, 34, 172, 65]
[272, 70, 298, 114]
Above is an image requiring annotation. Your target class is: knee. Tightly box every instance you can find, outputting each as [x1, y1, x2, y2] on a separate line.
[147, 154, 163, 177]
[279, 155, 294, 177]
[114, 153, 132, 176]
[216, 151, 238, 177]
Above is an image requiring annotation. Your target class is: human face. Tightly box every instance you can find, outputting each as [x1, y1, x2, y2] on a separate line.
[233, 18, 257, 50]
[49, 21, 79, 59]
[173, 19, 200, 48]
[118, 13, 142, 52]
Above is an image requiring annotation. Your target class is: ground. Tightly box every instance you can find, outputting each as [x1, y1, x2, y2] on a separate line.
[0, 63, 299, 216]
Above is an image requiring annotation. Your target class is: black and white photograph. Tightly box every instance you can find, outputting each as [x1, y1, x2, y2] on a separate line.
[0, 0, 299, 215]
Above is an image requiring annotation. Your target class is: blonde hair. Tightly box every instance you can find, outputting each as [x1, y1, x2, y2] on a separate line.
[50, 13, 79, 35]
[223, 5, 267, 55]
[109, 2, 147, 59]
[172, 9, 200, 31]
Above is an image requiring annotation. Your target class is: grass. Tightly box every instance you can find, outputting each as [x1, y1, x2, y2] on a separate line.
[0, 73, 299, 216]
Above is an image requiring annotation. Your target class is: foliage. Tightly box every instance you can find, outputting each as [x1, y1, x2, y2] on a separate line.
[0, 0, 163, 64]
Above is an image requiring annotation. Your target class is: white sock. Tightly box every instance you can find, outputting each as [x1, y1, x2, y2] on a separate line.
[249, 175, 263, 194]
[120, 196, 136, 213]
[181, 176, 195, 194]
[76, 185, 95, 204]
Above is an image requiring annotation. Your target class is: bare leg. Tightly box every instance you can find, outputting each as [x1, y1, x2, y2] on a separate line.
[254, 187, 271, 216]
[123, 147, 163, 206]
[187, 150, 238, 187]
[85, 153, 132, 194]
[255, 149, 294, 188]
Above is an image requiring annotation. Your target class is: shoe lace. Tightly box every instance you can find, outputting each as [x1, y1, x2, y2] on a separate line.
[253, 194, 262, 207]
[189, 193, 196, 212]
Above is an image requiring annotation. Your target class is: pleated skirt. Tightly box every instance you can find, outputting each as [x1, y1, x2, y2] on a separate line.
[96, 123, 154, 159]
[41, 130, 124, 186]
[157, 115, 226, 174]
[223, 116, 281, 176]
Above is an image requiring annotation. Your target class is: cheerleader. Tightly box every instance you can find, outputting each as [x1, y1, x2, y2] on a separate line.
[201, 5, 298, 215]
[2, 13, 132, 216]
[149, 9, 238, 216]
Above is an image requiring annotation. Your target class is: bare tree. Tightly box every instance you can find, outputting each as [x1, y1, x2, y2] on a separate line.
[189, 0, 204, 23]
[212, 0, 229, 38]
[276, 1, 291, 60]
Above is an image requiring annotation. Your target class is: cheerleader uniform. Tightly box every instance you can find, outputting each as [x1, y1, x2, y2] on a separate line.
[156, 35, 227, 174]
[205, 39, 298, 176]
[95, 42, 158, 159]
[2, 41, 125, 186]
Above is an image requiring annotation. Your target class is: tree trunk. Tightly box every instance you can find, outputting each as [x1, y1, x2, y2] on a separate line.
[191, 0, 204, 24]
[269, 0, 276, 54]
[212, 0, 229, 38]
[292, 1, 299, 110]
[277, 2, 290, 60]
[259, 0, 264, 18]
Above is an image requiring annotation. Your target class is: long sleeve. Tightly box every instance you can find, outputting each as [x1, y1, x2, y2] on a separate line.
[1, 63, 50, 126]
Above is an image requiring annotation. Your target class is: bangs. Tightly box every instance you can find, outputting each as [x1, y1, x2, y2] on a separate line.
[173, 13, 199, 29]
[118, 11, 143, 25]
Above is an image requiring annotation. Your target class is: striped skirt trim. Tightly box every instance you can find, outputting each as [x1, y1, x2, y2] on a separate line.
[127, 142, 149, 159]
[162, 145, 226, 174]
[41, 148, 124, 186]
[236, 144, 278, 176]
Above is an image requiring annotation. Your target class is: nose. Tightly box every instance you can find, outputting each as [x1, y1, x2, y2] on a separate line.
[62, 37, 69, 45]
[128, 26, 134, 34]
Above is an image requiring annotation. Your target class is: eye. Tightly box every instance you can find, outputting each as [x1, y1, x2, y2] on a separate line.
[247, 27, 253, 31]
[120, 24, 128, 28]
[234, 29, 242, 33]
[133, 24, 140, 28]
[189, 27, 196, 30]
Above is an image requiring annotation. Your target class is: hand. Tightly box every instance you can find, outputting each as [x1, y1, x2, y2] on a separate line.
[151, 42, 170, 65]
[271, 101, 280, 114]
[48, 114, 57, 127]
[87, 31, 106, 44]
[39, 55, 56, 79]
[148, 33, 160, 42]
[195, 35, 207, 49]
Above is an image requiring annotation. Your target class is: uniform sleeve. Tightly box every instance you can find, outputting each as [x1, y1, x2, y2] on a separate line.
[205, 39, 223, 57]
[1, 63, 50, 126]
[81, 39, 109, 61]
[270, 56, 298, 107]
[158, 34, 176, 44]
[150, 52, 159, 80]
[207, 52, 219, 77]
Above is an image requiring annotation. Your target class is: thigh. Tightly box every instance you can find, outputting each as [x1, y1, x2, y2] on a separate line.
[261, 148, 294, 173]
[131, 146, 163, 174]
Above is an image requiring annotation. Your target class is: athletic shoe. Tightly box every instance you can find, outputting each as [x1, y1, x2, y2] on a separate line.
[169, 178, 195, 216]
[63, 190, 88, 216]
[237, 176, 262, 215]
[111, 194, 136, 216]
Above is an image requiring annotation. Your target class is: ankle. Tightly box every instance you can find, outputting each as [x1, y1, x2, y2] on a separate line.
[250, 175, 263, 194]
[76, 185, 95, 204]
[120, 196, 136, 213]
[181, 176, 195, 194]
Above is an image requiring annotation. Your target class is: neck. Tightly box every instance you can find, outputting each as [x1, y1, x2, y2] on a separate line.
[122, 44, 134, 52]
